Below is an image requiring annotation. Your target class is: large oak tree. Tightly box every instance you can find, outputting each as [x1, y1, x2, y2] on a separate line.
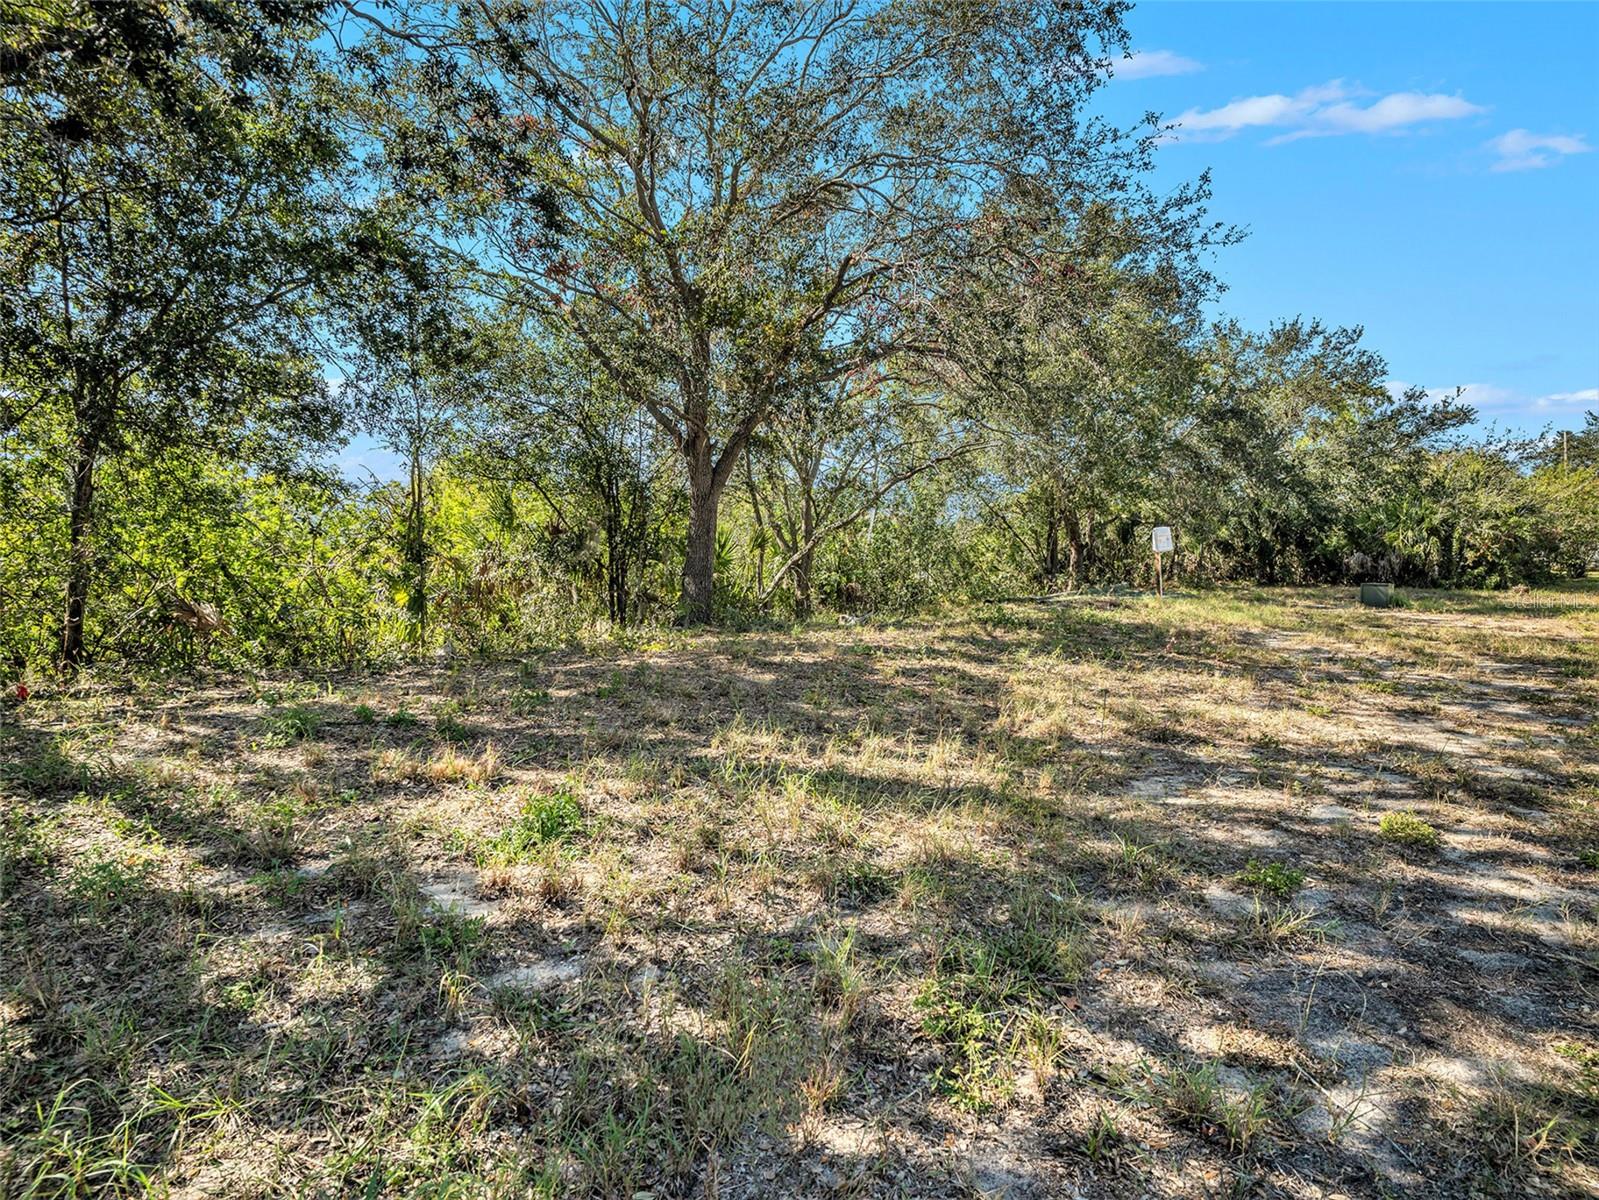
[348, 0, 1192, 621]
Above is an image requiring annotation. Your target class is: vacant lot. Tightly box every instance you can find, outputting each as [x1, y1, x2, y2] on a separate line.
[2, 586, 1596, 1198]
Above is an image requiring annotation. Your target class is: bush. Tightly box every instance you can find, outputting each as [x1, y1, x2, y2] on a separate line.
[1379, 810, 1441, 849]
[1237, 859, 1306, 898]
[484, 786, 584, 863]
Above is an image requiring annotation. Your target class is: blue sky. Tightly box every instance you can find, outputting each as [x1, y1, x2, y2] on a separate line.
[1097, 0, 1598, 432]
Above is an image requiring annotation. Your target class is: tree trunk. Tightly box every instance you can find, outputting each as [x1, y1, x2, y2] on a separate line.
[1065, 511, 1084, 592]
[792, 547, 816, 618]
[743, 444, 767, 602]
[405, 450, 427, 642]
[60, 434, 98, 668]
[681, 445, 721, 624]
[792, 490, 816, 617]
[604, 499, 630, 626]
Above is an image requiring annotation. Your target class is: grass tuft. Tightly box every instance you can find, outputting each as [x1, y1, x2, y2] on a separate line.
[1379, 809, 1442, 849]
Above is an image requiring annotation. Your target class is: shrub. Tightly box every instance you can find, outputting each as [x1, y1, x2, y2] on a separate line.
[484, 786, 584, 863]
[1379, 810, 1441, 849]
[1237, 859, 1306, 898]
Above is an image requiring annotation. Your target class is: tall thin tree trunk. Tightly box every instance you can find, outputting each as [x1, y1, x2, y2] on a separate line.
[1042, 486, 1063, 589]
[406, 450, 427, 642]
[604, 484, 629, 625]
[681, 442, 721, 624]
[792, 490, 816, 617]
[744, 444, 767, 600]
[60, 433, 98, 668]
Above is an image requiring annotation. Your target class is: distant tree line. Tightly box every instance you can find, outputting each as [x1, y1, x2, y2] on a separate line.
[2, 1, 1595, 669]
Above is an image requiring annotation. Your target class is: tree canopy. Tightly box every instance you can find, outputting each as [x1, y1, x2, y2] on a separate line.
[0, 0, 1591, 669]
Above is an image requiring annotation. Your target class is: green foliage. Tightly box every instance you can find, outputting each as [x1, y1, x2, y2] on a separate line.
[68, 853, 155, 914]
[1379, 810, 1442, 849]
[1237, 859, 1307, 898]
[0, 0, 373, 665]
[263, 705, 322, 744]
[416, 911, 488, 966]
[432, 702, 471, 744]
[915, 887, 1087, 1111]
[1127, 1061, 1276, 1155]
[0, 806, 53, 899]
[484, 787, 584, 864]
[0, 2, 1590, 668]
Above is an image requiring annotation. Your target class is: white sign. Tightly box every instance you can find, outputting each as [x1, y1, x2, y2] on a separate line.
[1152, 526, 1174, 554]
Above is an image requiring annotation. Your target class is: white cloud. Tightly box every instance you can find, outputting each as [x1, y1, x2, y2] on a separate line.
[1385, 381, 1517, 410]
[1386, 381, 1598, 420]
[1168, 81, 1484, 143]
[1112, 50, 1203, 81]
[1536, 387, 1599, 408]
[1282, 92, 1485, 140]
[1487, 129, 1592, 172]
[1451, 382, 1519, 410]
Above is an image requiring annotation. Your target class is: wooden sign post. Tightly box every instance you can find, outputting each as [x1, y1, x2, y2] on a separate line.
[1151, 526, 1173, 599]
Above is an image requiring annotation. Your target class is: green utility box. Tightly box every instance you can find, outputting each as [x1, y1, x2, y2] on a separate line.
[1359, 582, 1395, 607]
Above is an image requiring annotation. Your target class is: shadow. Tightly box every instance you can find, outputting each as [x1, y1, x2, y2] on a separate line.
[3, 585, 1595, 1196]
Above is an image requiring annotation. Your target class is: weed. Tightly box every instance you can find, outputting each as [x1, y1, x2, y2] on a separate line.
[483, 787, 584, 864]
[511, 687, 552, 714]
[811, 928, 867, 1019]
[1468, 1082, 1592, 1185]
[232, 796, 299, 866]
[1110, 833, 1171, 891]
[1132, 1060, 1276, 1155]
[250, 867, 307, 904]
[914, 887, 1087, 1111]
[809, 851, 895, 905]
[263, 704, 321, 744]
[417, 911, 488, 968]
[437, 967, 477, 1019]
[434, 712, 472, 744]
[67, 853, 155, 913]
[799, 1053, 846, 1116]
[6, 735, 98, 794]
[372, 747, 424, 783]
[0, 806, 52, 898]
[427, 743, 502, 785]
[1242, 898, 1328, 948]
[534, 847, 583, 908]
[1379, 809, 1442, 849]
[1238, 858, 1306, 898]
[1016, 1010, 1066, 1081]
[1079, 1107, 1125, 1163]
[915, 986, 1013, 1112]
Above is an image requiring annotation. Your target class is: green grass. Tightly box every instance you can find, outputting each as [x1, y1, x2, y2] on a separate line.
[482, 786, 584, 864]
[1379, 809, 1442, 849]
[1237, 858, 1306, 898]
[66, 852, 155, 913]
[262, 704, 321, 743]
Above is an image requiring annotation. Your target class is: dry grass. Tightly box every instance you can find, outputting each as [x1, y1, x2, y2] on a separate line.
[1, 583, 1596, 1198]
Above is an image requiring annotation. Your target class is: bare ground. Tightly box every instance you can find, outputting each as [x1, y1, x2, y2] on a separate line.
[1, 585, 1596, 1198]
